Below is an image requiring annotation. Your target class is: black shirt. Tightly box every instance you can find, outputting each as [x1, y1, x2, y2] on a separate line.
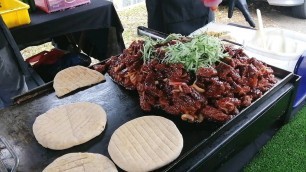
[146, 0, 214, 35]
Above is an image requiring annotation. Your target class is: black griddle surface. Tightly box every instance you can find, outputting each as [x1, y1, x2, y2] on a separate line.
[0, 74, 222, 171]
[0, 67, 294, 171]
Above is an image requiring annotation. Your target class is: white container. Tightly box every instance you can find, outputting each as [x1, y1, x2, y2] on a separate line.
[243, 27, 306, 72]
[190, 23, 306, 72]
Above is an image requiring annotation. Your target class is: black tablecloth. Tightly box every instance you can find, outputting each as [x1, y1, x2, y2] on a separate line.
[10, 0, 125, 60]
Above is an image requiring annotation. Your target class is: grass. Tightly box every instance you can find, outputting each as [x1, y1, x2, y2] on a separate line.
[245, 106, 306, 171]
[116, 3, 147, 47]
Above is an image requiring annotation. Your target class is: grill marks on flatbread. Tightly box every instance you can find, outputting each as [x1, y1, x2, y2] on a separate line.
[33, 102, 107, 150]
[108, 116, 183, 172]
[53, 66, 105, 97]
[43, 153, 117, 172]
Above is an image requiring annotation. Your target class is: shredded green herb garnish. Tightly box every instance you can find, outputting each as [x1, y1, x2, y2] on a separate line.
[141, 34, 228, 71]
[160, 34, 182, 44]
[141, 34, 182, 63]
[141, 36, 157, 64]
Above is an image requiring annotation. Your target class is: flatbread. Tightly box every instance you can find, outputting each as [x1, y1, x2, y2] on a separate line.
[33, 102, 107, 150]
[53, 65, 105, 97]
[108, 116, 183, 172]
[43, 153, 117, 172]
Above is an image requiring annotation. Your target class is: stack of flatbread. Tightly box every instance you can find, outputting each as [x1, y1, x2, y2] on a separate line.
[33, 102, 107, 150]
[53, 66, 105, 97]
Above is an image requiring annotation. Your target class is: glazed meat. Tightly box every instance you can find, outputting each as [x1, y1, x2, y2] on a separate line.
[201, 105, 232, 122]
[106, 40, 277, 123]
[136, 60, 206, 122]
[215, 97, 241, 115]
[107, 40, 144, 90]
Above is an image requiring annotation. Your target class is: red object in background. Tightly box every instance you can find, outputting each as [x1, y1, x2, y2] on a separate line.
[34, 0, 91, 13]
[26, 48, 66, 67]
[202, 0, 222, 11]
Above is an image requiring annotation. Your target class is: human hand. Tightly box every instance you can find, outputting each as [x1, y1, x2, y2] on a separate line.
[202, 0, 222, 11]
[228, 0, 256, 27]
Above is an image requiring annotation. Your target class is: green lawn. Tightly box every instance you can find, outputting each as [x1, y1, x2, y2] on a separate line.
[245, 105, 306, 171]
[117, 3, 147, 47]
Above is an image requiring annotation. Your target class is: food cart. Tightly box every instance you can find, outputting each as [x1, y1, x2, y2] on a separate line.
[0, 22, 304, 171]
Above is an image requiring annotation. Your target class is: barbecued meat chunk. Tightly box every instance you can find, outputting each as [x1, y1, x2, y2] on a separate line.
[250, 88, 262, 100]
[215, 62, 242, 86]
[267, 74, 278, 84]
[231, 81, 251, 96]
[204, 77, 232, 98]
[241, 95, 253, 107]
[215, 97, 241, 115]
[196, 67, 218, 78]
[201, 105, 232, 123]
[257, 77, 275, 92]
[140, 91, 156, 111]
[107, 40, 144, 90]
[172, 91, 205, 116]
[249, 58, 274, 75]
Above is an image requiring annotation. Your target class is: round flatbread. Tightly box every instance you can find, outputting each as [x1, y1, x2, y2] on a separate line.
[43, 153, 117, 172]
[53, 65, 105, 97]
[33, 102, 107, 150]
[108, 116, 183, 172]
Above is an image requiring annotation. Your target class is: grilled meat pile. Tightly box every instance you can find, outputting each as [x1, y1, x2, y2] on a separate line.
[106, 38, 277, 123]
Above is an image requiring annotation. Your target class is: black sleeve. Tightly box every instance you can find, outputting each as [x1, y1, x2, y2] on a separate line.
[146, 0, 166, 33]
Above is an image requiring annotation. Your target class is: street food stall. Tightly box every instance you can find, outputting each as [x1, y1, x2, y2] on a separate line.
[0, 24, 303, 172]
[0, 1, 305, 172]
